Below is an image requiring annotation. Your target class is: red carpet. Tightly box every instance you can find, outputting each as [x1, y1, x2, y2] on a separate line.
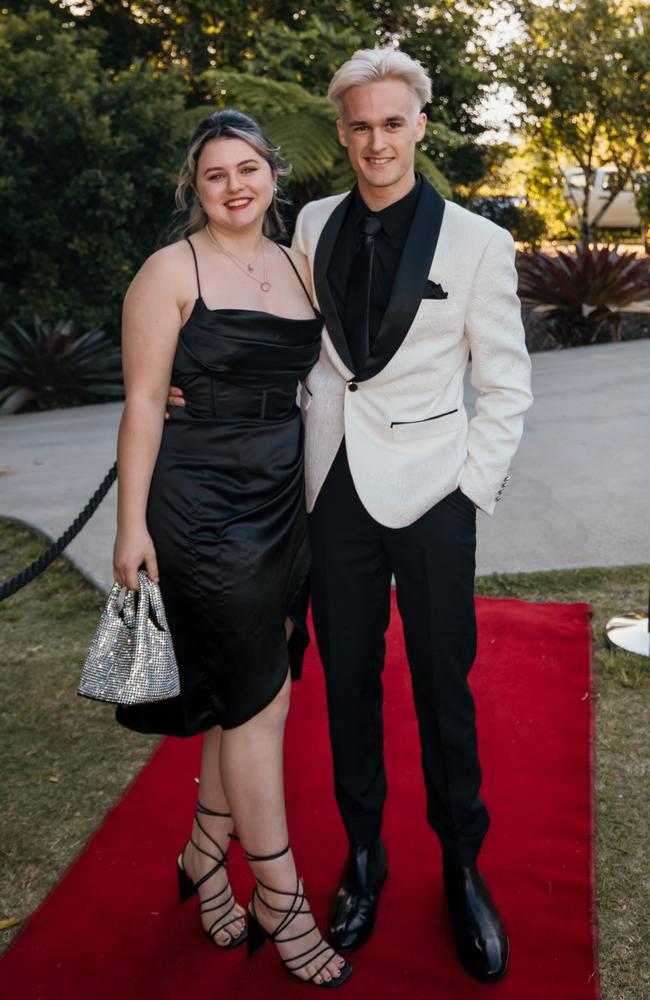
[1, 597, 599, 1000]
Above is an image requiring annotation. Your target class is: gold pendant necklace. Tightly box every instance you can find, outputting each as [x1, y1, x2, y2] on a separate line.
[205, 224, 271, 291]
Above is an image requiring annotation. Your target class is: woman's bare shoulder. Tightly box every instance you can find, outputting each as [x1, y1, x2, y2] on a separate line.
[127, 240, 194, 302]
[138, 240, 193, 280]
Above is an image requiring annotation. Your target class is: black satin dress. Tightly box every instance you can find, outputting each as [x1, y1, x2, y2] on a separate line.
[116, 240, 322, 737]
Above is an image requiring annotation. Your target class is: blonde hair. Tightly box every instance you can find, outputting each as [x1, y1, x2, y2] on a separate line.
[327, 48, 432, 114]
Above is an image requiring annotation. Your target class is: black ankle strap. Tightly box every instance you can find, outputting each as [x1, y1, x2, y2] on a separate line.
[186, 801, 234, 880]
[244, 844, 290, 863]
[196, 800, 231, 819]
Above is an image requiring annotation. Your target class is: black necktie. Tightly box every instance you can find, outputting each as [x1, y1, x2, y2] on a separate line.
[344, 214, 382, 371]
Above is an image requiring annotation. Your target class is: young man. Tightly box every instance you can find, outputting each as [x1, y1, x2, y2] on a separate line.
[291, 48, 532, 982]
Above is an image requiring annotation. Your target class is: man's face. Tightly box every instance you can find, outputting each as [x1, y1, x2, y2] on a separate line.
[336, 78, 427, 203]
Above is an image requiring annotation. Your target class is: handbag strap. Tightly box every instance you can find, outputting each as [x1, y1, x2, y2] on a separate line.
[135, 571, 169, 632]
[106, 580, 137, 628]
[107, 573, 167, 631]
[122, 588, 136, 627]
[134, 570, 152, 629]
[145, 576, 170, 631]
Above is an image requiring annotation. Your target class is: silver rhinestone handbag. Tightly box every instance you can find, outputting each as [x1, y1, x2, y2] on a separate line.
[78, 570, 180, 705]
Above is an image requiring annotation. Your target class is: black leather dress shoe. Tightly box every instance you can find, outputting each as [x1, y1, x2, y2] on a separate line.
[327, 838, 388, 951]
[443, 862, 509, 982]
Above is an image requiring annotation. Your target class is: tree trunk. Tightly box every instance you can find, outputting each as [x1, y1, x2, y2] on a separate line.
[580, 176, 595, 248]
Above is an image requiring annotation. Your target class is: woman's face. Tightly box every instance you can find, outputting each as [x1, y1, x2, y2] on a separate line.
[194, 136, 274, 234]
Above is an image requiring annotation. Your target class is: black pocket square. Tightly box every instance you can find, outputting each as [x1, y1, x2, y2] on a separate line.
[422, 279, 448, 300]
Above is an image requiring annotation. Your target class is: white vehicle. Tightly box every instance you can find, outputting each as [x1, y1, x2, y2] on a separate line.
[562, 166, 644, 228]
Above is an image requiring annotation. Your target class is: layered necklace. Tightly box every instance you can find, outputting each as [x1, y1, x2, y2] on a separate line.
[205, 223, 271, 292]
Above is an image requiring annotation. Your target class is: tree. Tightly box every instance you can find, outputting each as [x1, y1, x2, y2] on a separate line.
[505, 0, 650, 245]
[0, 7, 456, 339]
[35, 1, 373, 83]
[635, 174, 650, 252]
[0, 8, 189, 336]
[40, 1, 499, 193]
[232, 5, 372, 92]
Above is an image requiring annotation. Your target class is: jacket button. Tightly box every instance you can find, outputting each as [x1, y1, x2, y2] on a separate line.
[348, 382, 358, 392]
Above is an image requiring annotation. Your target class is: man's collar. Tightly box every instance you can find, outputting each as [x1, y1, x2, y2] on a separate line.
[351, 173, 422, 236]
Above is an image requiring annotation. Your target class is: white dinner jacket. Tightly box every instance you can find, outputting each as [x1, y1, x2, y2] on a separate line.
[292, 183, 533, 524]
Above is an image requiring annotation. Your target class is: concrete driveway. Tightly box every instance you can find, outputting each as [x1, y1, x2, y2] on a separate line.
[1, 339, 649, 593]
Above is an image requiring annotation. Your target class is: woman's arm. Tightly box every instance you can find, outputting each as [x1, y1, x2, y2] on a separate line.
[113, 250, 183, 589]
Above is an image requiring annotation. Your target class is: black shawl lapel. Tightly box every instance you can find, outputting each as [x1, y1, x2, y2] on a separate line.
[313, 191, 355, 373]
[358, 178, 446, 381]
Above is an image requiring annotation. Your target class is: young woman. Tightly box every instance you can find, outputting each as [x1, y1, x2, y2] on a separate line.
[112, 109, 350, 989]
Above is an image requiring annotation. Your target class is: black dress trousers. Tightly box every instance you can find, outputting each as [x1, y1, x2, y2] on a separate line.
[308, 442, 490, 866]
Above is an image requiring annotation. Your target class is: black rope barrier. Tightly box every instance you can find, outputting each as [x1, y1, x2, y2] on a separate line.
[0, 462, 117, 602]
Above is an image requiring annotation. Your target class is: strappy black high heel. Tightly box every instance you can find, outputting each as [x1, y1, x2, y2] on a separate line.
[245, 844, 352, 988]
[177, 801, 247, 949]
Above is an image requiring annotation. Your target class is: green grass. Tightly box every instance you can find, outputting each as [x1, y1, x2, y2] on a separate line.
[0, 519, 158, 946]
[0, 519, 648, 997]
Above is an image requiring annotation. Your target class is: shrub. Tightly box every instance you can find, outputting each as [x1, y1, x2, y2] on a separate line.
[0, 9, 189, 340]
[471, 197, 546, 248]
[0, 316, 123, 413]
[517, 246, 650, 346]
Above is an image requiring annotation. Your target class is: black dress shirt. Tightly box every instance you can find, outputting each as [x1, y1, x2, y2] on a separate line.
[328, 174, 422, 351]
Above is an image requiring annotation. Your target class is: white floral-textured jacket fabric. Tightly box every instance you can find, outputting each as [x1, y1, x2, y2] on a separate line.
[293, 190, 533, 523]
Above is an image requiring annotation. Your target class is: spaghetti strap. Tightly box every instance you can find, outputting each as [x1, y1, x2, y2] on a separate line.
[276, 245, 318, 317]
[185, 236, 202, 299]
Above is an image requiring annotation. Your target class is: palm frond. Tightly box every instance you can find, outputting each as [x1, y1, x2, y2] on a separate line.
[262, 111, 342, 183]
[201, 70, 333, 118]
